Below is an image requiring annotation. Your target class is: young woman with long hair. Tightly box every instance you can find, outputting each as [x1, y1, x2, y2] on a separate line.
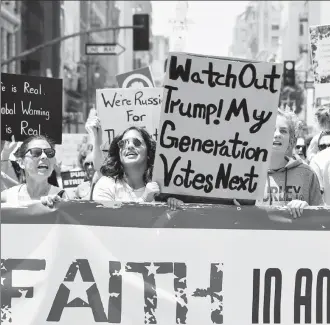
[92, 126, 161, 202]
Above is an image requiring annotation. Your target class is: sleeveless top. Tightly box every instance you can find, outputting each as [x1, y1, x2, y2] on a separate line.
[92, 176, 146, 202]
[2, 184, 66, 206]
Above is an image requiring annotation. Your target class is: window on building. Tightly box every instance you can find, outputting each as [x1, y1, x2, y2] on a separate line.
[0, 28, 4, 60]
[7, 32, 11, 62]
[271, 36, 279, 47]
[299, 23, 304, 36]
[14, 1, 19, 14]
[272, 24, 279, 30]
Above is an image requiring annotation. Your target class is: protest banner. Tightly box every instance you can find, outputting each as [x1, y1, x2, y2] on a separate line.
[153, 52, 283, 201]
[1, 202, 330, 325]
[96, 88, 162, 146]
[1, 73, 63, 143]
[116, 66, 155, 88]
[309, 24, 330, 98]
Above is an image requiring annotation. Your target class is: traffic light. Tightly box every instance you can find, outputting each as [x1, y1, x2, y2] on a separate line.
[133, 14, 150, 51]
[283, 60, 295, 87]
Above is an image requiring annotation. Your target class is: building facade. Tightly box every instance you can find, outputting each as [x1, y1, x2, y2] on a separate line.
[229, 3, 258, 59]
[78, 1, 120, 118]
[151, 35, 169, 86]
[61, 0, 85, 133]
[280, 1, 330, 126]
[1, 0, 21, 73]
[19, 0, 62, 78]
[230, 1, 283, 62]
[232, 1, 330, 126]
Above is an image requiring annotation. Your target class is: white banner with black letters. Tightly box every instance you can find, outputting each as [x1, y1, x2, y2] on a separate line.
[1, 202, 330, 325]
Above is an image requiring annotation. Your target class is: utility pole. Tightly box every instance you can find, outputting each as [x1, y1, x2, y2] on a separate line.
[86, 2, 91, 116]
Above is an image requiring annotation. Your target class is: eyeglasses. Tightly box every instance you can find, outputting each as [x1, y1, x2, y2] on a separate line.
[118, 137, 143, 149]
[25, 148, 56, 158]
[319, 143, 330, 151]
[84, 162, 93, 168]
[295, 145, 306, 150]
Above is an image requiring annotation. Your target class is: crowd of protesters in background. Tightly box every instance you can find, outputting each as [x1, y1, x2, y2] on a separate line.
[2, 102, 330, 215]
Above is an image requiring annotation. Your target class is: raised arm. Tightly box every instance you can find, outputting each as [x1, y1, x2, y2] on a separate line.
[85, 108, 104, 178]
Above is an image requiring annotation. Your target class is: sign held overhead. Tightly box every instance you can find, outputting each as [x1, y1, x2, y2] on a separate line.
[1, 73, 63, 143]
[152, 53, 283, 201]
[85, 43, 125, 56]
[116, 66, 155, 88]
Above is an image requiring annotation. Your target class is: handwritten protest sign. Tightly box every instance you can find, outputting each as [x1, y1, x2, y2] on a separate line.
[1, 73, 63, 143]
[96, 88, 161, 147]
[153, 52, 283, 200]
[1, 202, 330, 325]
[309, 24, 330, 98]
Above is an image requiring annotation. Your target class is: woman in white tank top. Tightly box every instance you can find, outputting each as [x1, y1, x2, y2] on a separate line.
[92, 126, 161, 203]
[85, 111, 183, 209]
[1, 135, 67, 207]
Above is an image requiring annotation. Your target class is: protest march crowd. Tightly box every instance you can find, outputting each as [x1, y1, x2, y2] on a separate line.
[2, 54, 330, 220]
[2, 103, 330, 216]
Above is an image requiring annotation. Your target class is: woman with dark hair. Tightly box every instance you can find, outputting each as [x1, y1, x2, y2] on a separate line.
[74, 152, 96, 199]
[92, 126, 160, 202]
[1, 135, 67, 207]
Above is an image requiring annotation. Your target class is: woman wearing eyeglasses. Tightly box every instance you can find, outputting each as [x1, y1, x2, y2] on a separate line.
[306, 104, 330, 162]
[74, 152, 96, 200]
[317, 130, 330, 152]
[1, 135, 67, 207]
[92, 126, 161, 202]
[294, 137, 307, 161]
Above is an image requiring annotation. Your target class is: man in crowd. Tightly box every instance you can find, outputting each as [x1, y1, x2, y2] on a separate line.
[74, 152, 95, 200]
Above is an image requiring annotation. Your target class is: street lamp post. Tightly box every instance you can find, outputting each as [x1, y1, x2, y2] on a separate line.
[82, 57, 101, 116]
[86, 51, 90, 116]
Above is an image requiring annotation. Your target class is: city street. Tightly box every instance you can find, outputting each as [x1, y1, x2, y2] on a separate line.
[1, 1, 330, 325]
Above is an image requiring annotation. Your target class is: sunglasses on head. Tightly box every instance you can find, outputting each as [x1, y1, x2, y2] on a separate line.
[319, 143, 330, 151]
[25, 148, 56, 158]
[118, 137, 143, 149]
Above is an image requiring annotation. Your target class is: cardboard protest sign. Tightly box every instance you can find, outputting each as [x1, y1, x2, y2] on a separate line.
[309, 24, 330, 98]
[1, 73, 63, 143]
[2, 202, 330, 325]
[153, 52, 283, 201]
[96, 88, 161, 147]
[116, 66, 155, 88]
